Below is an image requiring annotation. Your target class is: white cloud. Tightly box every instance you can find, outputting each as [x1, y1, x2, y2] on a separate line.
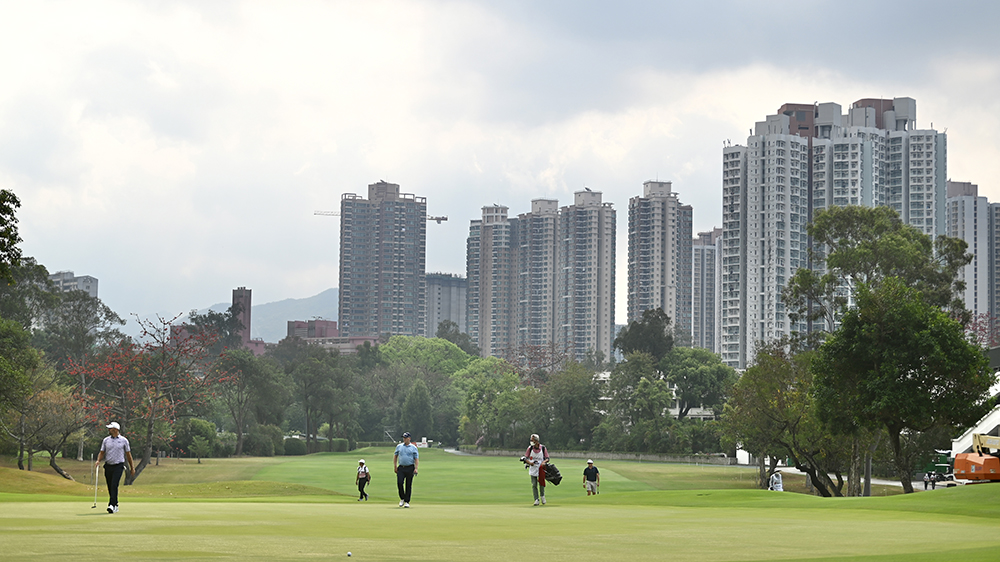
[2, 0, 999, 327]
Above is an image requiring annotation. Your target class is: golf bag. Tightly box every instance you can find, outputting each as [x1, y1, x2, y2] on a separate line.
[544, 462, 562, 485]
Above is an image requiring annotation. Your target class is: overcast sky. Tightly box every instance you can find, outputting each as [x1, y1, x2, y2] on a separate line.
[5, 0, 1000, 329]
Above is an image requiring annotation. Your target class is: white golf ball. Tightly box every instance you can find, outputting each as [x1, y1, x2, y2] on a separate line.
[347, 553, 352, 557]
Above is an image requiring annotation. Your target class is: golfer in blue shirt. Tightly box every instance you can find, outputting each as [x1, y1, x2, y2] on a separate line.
[393, 432, 419, 508]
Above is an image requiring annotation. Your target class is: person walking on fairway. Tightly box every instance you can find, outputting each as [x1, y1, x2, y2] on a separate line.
[394, 432, 419, 507]
[583, 459, 600, 496]
[356, 459, 370, 501]
[525, 433, 549, 505]
[95, 422, 134, 513]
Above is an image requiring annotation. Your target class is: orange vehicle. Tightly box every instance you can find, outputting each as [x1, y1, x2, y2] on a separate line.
[954, 434, 1000, 481]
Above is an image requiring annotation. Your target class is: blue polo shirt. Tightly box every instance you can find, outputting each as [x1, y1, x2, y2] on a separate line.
[394, 442, 419, 466]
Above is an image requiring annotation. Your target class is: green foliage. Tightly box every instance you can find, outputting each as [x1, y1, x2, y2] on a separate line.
[785, 206, 973, 328]
[214, 432, 236, 457]
[721, 341, 851, 496]
[243, 424, 284, 457]
[190, 436, 211, 461]
[380, 335, 473, 376]
[543, 363, 600, 449]
[401, 378, 433, 440]
[814, 278, 995, 492]
[187, 303, 245, 356]
[32, 290, 124, 373]
[660, 347, 737, 419]
[214, 349, 291, 455]
[329, 438, 348, 452]
[0, 189, 23, 286]
[613, 308, 674, 363]
[283, 437, 306, 455]
[459, 361, 539, 448]
[0, 258, 58, 332]
[0, 318, 39, 413]
[435, 320, 480, 357]
[171, 418, 217, 457]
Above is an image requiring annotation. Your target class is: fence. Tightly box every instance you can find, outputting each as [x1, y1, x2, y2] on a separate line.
[457, 446, 737, 465]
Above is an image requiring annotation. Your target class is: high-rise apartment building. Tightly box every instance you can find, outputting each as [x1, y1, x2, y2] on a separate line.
[946, 181, 990, 317]
[426, 273, 468, 337]
[49, 271, 98, 298]
[722, 97, 945, 368]
[339, 181, 427, 338]
[467, 205, 518, 358]
[467, 192, 616, 363]
[516, 199, 559, 350]
[555, 191, 617, 361]
[692, 228, 722, 353]
[627, 181, 693, 339]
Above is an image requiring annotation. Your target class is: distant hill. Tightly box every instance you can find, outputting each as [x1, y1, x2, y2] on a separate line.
[156, 288, 339, 344]
[248, 288, 339, 343]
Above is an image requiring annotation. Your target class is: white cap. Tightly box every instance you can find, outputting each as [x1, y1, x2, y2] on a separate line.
[106, 422, 121, 430]
[359, 459, 365, 464]
[587, 459, 593, 464]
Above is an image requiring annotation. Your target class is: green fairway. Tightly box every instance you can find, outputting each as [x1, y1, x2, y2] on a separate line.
[2, 449, 1000, 561]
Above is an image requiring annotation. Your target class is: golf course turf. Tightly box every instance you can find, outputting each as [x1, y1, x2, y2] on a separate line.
[2, 448, 1000, 561]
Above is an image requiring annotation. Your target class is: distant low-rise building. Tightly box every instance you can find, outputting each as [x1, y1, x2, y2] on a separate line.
[287, 319, 339, 339]
[49, 271, 98, 298]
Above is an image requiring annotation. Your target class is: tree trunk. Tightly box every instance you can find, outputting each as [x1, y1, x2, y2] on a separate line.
[863, 434, 881, 497]
[757, 455, 767, 489]
[847, 435, 862, 497]
[887, 428, 914, 493]
[48, 453, 75, 480]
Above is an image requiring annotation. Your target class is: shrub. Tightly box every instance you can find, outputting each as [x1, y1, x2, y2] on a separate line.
[214, 432, 236, 457]
[283, 438, 306, 456]
[243, 431, 274, 457]
[330, 438, 348, 452]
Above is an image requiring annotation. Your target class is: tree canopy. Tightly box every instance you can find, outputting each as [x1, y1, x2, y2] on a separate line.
[613, 308, 674, 363]
[813, 278, 995, 492]
[661, 347, 737, 420]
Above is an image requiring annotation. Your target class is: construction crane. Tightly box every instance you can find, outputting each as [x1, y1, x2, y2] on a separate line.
[315, 210, 447, 223]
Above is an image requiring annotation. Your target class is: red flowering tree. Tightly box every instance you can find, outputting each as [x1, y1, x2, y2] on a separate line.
[68, 314, 219, 484]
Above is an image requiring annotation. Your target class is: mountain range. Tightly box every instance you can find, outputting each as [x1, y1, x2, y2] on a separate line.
[129, 288, 339, 344]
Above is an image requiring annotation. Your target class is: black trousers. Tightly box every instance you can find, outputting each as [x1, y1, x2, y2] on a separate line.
[358, 477, 368, 499]
[104, 463, 125, 506]
[396, 464, 415, 502]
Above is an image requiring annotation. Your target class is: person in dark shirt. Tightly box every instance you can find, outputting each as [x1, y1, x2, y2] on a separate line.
[583, 459, 600, 496]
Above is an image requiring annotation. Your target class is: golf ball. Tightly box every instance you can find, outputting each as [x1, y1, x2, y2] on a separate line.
[347, 553, 351, 557]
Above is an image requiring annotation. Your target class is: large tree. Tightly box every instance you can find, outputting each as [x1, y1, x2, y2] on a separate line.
[813, 278, 995, 493]
[33, 290, 125, 372]
[613, 308, 674, 363]
[543, 362, 601, 449]
[660, 347, 737, 420]
[784, 205, 972, 329]
[721, 342, 850, 496]
[213, 349, 286, 455]
[68, 315, 220, 484]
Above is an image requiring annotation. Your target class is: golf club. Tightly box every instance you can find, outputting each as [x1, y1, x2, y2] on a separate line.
[92, 455, 98, 508]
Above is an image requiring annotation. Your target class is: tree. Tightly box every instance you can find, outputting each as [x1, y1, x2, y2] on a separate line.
[190, 436, 211, 463]
[29, 387, 88, 478]
[0, 189, 23, 286]
[459, 360, 539, 449]
[171, 417, 217, 458]
[544, 363, 600, 449]
[0, 257, 59, 331]
[814, 278, 995, 493]
[188, 303, 245, 356]
[213, 349, 283, 455]
[32, 290, 125, 372]
[592, 352, 675, 453]
[613, 308, 674, 363]
[436, 320, 480, 357]
[785, 206, 972, 330]
[720, 342, 850, 496]
[401, 379, 433, 440]
[660, 347, 737, 420]
[68, 315, 220, 484]
[0, 318, 37, 416]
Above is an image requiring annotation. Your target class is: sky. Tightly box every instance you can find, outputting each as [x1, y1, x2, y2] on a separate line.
[4, 0, 1000, 330]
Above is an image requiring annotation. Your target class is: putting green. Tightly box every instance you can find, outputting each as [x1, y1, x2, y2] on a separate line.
[2, 449, 999, 561]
